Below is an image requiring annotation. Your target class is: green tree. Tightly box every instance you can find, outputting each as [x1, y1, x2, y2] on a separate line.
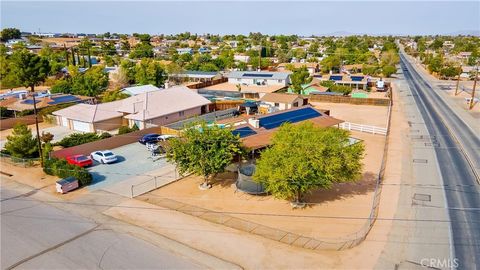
[380, 49, 399, 67]
[166, 122, 243, 189]
[382, 65, 397, 78]
[71, 65, 109, 96]
[290, 66, 312, 94]
[130, 43, 154, 59]
[0, 28, 21, 41]
[253, 123, 364, 205]
[101, 89, 130, 102]
[4, 123, 39, 158]
[439, 63, 462, 79]
[10, 49, 50, 163]
[135, 59, 166, 87]
[50, 79, 72, 94]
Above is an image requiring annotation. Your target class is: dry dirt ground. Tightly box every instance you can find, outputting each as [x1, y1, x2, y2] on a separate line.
[311, 102, 390, 127]
[142, 130, 385, 240]
[0, 122, 55, 140]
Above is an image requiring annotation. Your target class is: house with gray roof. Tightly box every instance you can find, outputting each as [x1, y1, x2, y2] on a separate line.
[227, 71, 291, 87]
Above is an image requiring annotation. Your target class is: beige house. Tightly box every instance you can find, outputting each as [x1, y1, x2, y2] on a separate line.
[259, 93, 307, 113]
[277, 62, 319, 75]
[53, 86, 211, 132]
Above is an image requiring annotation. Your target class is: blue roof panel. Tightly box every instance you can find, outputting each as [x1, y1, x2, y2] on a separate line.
[232, 126, 257, 138]
[259, 107, 322, 129]
[329, 75, 343, 81]
[351, 76, 364, 82]
[49, 95, 81, 104]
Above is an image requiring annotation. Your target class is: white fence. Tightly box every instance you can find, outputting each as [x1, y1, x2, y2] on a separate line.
[339, 122, 387, 136]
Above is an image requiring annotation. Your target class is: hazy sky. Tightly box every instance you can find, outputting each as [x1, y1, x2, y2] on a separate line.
[1, 1, 479, 35]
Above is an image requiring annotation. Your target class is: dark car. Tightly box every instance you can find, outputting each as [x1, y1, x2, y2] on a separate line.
[138, 133, 160, 144]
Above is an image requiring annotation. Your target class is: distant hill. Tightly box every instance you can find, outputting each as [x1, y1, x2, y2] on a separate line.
[445, 30, 480, 36]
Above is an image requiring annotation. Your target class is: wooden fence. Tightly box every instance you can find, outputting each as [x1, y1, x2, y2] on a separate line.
[308, 95, 391, 106]
[186, 78, 228, 89]
[51, 126, 163, 159]
[209, 100, 244, 111]
[0, 115, 44, 131]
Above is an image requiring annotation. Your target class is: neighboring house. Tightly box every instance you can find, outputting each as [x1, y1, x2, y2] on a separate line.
[0, 93, 93, 112]
[457, 52, 472, 60]
[313, 74, 368, 90]
[234, 54, 250, 63]
[177, 48, 193, 55]
[277, 62, 319, 75]
[53, 86, 211, 132]
[231, 106, 343, 150]
[169, 71, 222, 83]
[259, 93, 307, 113]
[227, 71, 291, 86]
[121, 84, 161, 96]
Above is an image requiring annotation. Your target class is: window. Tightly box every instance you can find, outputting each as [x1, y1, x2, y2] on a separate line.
[293, 102, 298, 107]
[278, 79, 283, 83]
[179, 111, 185, 117]
[274, 103, 280, 107]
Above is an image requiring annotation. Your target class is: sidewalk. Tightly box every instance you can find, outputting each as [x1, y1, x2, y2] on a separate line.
[401, 49, 479, 132]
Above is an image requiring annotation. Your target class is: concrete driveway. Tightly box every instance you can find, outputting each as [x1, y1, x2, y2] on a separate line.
[87, 142, 173, 197]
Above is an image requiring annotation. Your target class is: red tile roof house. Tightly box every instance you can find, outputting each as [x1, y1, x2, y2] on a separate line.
[52, 86, 211, 132]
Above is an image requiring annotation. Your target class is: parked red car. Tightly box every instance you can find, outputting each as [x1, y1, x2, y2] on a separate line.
[66, 155, 93, 167]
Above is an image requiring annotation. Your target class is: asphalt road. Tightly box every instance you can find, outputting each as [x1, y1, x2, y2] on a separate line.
[0, 187, 201, 270]
[400, 52, 480, 269]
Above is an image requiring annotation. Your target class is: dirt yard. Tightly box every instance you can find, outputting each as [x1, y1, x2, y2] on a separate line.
[312, 102, 390, 127]
[142, 130, 385, 240]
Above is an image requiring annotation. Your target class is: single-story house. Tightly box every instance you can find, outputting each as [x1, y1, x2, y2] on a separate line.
[0, 93, 93, 112]
[259, 93, 307, 113]
[197, 82, 286, 100]
[177, 48, 193, 55]
[232, 106, 343, 150]
[276, 62, 319, 75]
[227, 71, 291, 87]
[121, 84, 161, 96]
[53, 86, 211, 132]
[169, 71, 222, 83]
[313, 74, 368, 90]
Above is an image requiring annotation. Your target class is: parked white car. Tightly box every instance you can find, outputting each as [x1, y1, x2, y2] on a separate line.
[90, 150, 118, 164]
[157, 134, 177, 141]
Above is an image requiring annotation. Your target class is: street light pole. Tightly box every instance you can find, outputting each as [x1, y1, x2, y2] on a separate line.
[469, 65, 478, 110]
[454, 73, 460, 96]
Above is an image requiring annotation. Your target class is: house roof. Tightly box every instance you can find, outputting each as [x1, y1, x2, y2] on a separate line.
[54, 86, 210, 123]
[227, 71, 290, 80]
[236, 106, 343, 149]
[200, 82, 286, 94]
[121, 86, 211, 121]
[171, 71, 219, 79]
[277, 62, 318, 69]
[53, 102, 124, 123]
[121, 84, 161, 96]
[260, 93, 303, 104]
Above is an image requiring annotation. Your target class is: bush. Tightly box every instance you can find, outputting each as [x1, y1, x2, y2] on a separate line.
[55, 132, 103, 147]
[99, 132, 112, 139]
[382, 65, 397, 78]
[117, 125, 139, 135]
[43, 158, 92, 186]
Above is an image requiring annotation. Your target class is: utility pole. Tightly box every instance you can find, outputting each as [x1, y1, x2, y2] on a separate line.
[454, 73, 460, 96]
[30, 85, 43, 166]
[469, 65, 478, 110]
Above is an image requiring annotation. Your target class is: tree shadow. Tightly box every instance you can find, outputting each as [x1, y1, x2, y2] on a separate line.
[304, 171, 378, 205]
[89, 171, 107, 185]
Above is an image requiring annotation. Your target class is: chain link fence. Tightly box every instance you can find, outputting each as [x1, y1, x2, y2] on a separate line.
[0, 153, 40, 168]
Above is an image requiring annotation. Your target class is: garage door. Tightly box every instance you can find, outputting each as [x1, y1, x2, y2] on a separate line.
[61, 117, 69, 127]
[72, 121, 91, 132]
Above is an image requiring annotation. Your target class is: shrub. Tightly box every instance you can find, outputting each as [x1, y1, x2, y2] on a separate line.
[382, 65, 397, 78]
[4, 123, 39, 158]
[117, 125, 139, 135]
[43, 158, 92, 186]
[55, 132, 102, 147]
[99, 132, 112, 139]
